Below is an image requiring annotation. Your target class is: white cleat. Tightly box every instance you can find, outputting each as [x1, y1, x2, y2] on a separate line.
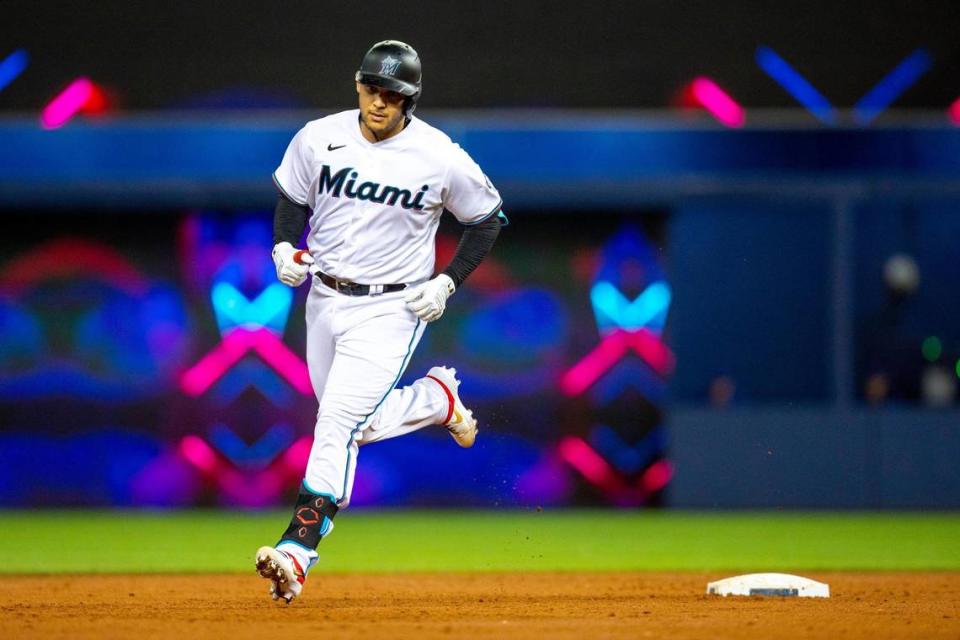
[255, 546, 305, 604]
[426, 366, 478, 448]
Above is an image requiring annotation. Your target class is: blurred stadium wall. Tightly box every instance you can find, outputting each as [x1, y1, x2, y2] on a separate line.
[0, 1, 958, 509]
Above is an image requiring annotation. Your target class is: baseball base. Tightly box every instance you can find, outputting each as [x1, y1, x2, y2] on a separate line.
[707, 573, 830, 598]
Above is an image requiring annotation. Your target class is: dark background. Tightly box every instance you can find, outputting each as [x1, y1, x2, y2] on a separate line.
[2, 0, 959, 110]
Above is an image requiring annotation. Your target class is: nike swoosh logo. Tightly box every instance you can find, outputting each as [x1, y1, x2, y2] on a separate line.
[327, 143, 347, 151]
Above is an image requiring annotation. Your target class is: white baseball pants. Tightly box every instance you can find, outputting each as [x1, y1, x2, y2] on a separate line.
[299, 278, 448, 507]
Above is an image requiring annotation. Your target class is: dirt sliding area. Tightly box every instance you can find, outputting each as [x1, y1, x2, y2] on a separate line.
[2, 572, 958, 639]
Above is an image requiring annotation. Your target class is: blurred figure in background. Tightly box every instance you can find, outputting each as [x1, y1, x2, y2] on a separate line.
[859, 252, 955, 407]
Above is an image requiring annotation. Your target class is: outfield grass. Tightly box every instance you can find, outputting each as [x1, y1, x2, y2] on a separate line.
[0, 510, 957, 574]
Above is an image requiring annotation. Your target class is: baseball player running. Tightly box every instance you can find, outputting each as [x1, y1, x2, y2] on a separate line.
[255, 40, 505, 603]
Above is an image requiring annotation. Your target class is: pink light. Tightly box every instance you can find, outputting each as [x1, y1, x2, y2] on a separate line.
[179, 327, 312, 397]
[180, 329, 256, 396]
[560, 329, 675, 396]
[282, 436, 313, 472]
[178, 433, 313, 507]
[558, 439, 674, 505]
[41, 77, 93, 129]
[949, 97, 960, 125]
[178, 435, 219, 473]
[0, 238, 149, 296]
[560, 331, 630, 396]
[557, 436, 620, 490]
[628, 329, 676, 376]
[640, 459, 674, 493]
[251, 330, 313, 395]
[690, 76, 745, 128]
[218, 468, 286, 507]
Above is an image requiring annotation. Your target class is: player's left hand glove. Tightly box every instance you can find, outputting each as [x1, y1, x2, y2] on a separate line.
[272, 242, 314, 287]
[404, 274, 455, 322]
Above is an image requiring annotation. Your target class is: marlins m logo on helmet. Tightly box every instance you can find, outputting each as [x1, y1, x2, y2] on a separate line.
[379, 55, 401, 76]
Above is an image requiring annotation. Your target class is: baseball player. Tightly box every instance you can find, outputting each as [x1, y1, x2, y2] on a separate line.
[255, 40, 505, 603]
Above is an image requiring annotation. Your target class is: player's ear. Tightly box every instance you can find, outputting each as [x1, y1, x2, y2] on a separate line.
[355, 82, 363, 95]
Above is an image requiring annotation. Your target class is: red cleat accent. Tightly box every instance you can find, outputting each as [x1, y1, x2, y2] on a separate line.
[426, 374, 455, 425]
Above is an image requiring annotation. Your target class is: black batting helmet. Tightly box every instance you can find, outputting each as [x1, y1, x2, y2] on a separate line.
[355, 40, 422, 114]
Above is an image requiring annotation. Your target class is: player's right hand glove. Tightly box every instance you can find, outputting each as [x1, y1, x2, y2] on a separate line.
[271, 242, 314, 287]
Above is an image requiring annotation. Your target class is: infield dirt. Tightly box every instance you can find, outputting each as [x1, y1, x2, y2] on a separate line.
[1, 572, 957, 639]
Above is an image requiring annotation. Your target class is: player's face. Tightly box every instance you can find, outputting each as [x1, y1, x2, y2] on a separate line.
[357, 82, 407, 140]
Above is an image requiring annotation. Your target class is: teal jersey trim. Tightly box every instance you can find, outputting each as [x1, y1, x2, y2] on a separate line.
[463, 200, 504, 226]
[338, 318, 422, 503]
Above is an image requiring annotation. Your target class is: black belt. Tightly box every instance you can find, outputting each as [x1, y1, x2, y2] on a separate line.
[315, 270, 407, 296]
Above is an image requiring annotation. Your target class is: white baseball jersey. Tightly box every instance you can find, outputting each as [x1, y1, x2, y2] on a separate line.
[273, 109, 502, 285]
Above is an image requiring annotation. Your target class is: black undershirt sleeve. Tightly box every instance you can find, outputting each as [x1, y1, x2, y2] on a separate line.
[441, 214, 502, 288]
[272, 195, 310, 246]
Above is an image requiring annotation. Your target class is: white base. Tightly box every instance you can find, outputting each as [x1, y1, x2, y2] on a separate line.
[707, 573, 830, 598]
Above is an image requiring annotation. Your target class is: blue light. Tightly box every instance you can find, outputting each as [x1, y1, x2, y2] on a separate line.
[755, 46, 836, 125]
[209, 359, 297, 407]
[211, 281, 292, 334]
[0, 49, 28, 93]
[854, 49, 932, 125]
[0, 301, 42, 364]
[590, 360, 667, 405]
[208, 423, 295, 468]
[460, 288, 568, 365]
[590, 424, 667, 475]
[591, 280, 671, 334]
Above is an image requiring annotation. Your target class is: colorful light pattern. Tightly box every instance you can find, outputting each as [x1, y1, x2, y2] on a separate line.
[557, 436, 673, 506]
[688, 76, 745, 128]
[558, 225, 673, 505]
[178, 433, 312, 506]
[560, 328, 675, 396]
[172, 215, 318, 506]
[3, 217, 680, 507]
[179, 326, 312, 396]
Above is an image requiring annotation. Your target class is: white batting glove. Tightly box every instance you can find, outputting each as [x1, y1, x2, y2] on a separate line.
[271, 242, 314, 287]
[404, 274, 456, 322]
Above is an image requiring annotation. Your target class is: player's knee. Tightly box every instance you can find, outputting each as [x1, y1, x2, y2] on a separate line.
[316, 403, 365, 431]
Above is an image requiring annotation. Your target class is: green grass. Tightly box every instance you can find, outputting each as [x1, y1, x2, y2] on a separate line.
[0, 510, 957, 574]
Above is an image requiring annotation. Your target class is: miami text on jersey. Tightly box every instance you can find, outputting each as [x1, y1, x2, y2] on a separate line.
[318, 165, 429, 210]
